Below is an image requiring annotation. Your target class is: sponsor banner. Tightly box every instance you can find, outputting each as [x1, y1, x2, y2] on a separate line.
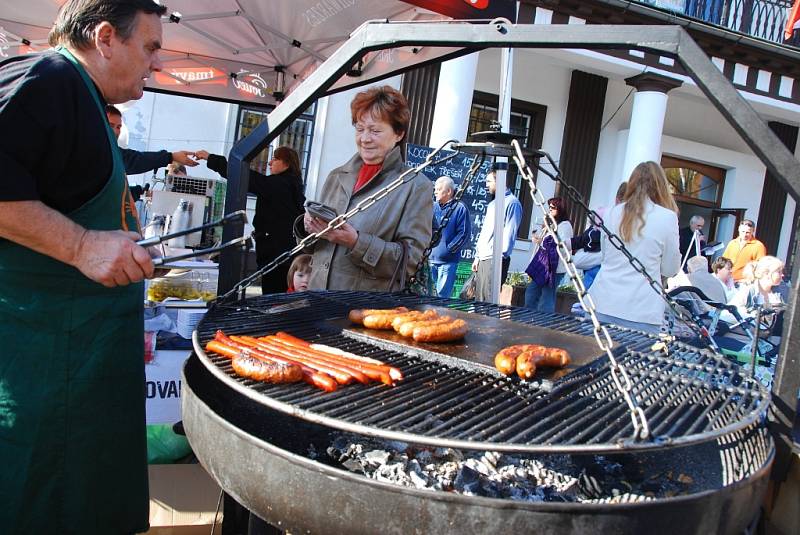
[401, 0, 516, 21]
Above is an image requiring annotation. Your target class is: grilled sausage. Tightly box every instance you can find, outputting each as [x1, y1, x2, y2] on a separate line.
[348, 307, 408, 325]
[362, 312, 406, 330]
[391, 310, 438, 332]
[397, 315, 453, 338]
[208, 333, 338, 393]
[494, 351, 518, 376]
[515, 353, 537, 380]
[494, 344, 571, 380]
[231, 355, 303, 383]
[412, 319, 467, 343]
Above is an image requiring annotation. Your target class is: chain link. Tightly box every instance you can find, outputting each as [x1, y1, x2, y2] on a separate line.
[407, 152, 487, 293]
[511, 140, 650, 440]
[216, 142, 459, 303]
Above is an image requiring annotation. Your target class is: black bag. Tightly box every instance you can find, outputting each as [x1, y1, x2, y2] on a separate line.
[459, 272, 477, 301]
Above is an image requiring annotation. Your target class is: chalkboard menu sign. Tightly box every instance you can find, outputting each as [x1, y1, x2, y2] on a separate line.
[406, 143, 494, 262]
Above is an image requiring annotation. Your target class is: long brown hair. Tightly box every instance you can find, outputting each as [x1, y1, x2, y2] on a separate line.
[619, 161, 678, 242]
[273, 146, 301, 177]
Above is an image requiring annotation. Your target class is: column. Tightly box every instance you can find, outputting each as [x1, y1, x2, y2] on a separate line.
[620, 72, 682, 185]
[428, 53, 479, 148]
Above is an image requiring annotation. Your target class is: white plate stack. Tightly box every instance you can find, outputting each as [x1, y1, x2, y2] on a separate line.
[177, 308, 208, 339]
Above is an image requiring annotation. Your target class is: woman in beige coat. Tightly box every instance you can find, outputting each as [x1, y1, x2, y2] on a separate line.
[304, 86, 433, 291]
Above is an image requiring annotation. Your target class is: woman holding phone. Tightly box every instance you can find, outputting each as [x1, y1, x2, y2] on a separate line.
[303, 86, 432, 291]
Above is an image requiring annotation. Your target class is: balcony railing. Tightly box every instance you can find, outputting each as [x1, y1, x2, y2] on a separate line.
[637, 0, 795, 46]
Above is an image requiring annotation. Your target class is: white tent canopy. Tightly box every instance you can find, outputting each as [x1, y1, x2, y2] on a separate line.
[0, 0, 513, 106]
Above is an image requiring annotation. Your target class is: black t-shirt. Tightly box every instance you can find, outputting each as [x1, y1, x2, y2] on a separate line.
[0, 51, 112, 213]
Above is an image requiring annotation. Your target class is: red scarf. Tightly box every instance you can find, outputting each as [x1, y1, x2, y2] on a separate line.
[353, 162, 382, 193]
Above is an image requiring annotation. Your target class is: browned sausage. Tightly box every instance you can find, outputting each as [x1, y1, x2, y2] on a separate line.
[231, 355, 303, 383]
[363, 312, 406, 330]
[494, 351, 518, 376]
[397, 315, 453, 338]
[391, 310, 438, 332]
[516, 353, 537, 380]
[412, 319, 467, 343]
[348, 307, 408, 325]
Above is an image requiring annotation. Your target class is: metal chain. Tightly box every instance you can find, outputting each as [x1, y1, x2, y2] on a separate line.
[215, 141, 459, 303]
[511, 140, 650, 441]
[407, 152, 486, 293]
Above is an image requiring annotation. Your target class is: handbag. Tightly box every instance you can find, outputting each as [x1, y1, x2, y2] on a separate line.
[459, 272, 477, 301]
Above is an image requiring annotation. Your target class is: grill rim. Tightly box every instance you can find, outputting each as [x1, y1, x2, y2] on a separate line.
[192, 292, 772, 453]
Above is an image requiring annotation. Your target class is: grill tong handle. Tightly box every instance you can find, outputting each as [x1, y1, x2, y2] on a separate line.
[136, 210, 248, 247]
[151, 235, 250, 267]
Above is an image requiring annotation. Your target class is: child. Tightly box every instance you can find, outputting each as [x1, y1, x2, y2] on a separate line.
[286, 254, 312, 292]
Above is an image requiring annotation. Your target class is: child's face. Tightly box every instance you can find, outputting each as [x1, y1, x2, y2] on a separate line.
[293, 269, 310, 292]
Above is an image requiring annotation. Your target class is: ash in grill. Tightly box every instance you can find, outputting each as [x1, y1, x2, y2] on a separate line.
[324, 433, 697, 503]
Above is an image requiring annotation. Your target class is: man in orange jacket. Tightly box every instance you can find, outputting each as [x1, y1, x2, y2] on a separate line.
[721, 219, 767, 282]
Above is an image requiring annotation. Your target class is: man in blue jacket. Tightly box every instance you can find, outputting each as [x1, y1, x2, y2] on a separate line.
[430, 176, 470, 297]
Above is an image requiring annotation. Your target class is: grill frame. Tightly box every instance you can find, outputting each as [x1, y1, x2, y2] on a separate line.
[195, 291, 772, 454]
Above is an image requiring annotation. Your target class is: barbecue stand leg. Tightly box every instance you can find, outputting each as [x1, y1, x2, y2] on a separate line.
[247, 512, 283, 535]
[221, 494, 283, 535]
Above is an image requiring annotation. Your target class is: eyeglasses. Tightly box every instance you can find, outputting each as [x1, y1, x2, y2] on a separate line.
[548, 205, 557, 210]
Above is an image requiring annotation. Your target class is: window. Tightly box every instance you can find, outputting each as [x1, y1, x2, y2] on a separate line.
[468, 91, 547, 239]
[235, 103, 316, 183]
[661, 155, 725, 208]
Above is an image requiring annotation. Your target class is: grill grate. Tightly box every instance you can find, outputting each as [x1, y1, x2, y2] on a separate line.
[195, 291, 771, 453]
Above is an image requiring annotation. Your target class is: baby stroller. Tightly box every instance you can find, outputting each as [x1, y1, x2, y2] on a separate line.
[665, 286, 782, 375]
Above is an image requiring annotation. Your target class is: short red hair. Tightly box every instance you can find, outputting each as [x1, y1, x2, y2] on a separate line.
[350, 85, 410, 142]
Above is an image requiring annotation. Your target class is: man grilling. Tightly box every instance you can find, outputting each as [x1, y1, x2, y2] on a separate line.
[0, 0, 165, 532]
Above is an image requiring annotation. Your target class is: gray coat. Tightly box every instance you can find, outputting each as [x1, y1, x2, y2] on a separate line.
[308, 146, 433, 291]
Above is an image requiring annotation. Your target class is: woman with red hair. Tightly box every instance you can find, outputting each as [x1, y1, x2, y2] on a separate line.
[303, 85, 432, 291]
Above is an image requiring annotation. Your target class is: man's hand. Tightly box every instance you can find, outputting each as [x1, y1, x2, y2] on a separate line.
[72, 230, 155, 287]
[194, 150, 210, 160]
[172, 150, 198, 167]
[304, 213, 358, 249]
[472, 258, 479, 272]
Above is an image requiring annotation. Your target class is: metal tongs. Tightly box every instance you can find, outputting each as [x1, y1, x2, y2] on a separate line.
[137, 210, 249, 267]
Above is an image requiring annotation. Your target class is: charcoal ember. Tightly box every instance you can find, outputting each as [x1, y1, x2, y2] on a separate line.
[363, 449, 391, 467]
[464, 457, 491, 477]
[454, 465, 482, 495]
[406, 459, 431, 489]
[434, 447, 464, 462]
[341, 458, 365, 473]
[414, 449, 433, 465]
[375, 462, 409, 484]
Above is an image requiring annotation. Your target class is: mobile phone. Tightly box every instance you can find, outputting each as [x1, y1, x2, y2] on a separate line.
[304, 201, 338, 222]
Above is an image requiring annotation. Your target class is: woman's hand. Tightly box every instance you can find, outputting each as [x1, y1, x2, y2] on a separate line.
[194, 150, 210, 160]
[304, 213, 358, 249]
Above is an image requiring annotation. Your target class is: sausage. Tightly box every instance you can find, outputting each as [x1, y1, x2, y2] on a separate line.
[362, 312, 406, 330]
[232, 335, 364, 385]
[231, 355, 303, 383]
[348, 307, 408, 325]
[397, 315, 453, 338]
[412, 319, 467, 343]
[208, 333, 338, 393]
[515, 353, 537, 380]
[493, 344, 571, 379]
[391, 310, 438, 332]
[262, 335, 395, 385]
[269, 335, 402, 384]
[494, 351, 518, 376]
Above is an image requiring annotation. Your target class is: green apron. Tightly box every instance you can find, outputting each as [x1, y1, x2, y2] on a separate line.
[0, 48, 148, 534]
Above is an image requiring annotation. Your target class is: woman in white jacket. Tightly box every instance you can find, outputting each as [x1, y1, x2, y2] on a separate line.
[589, 161, 680, 333]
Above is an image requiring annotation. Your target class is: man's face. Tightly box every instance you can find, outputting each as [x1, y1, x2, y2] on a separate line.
[105, 13, 163, 103]
[486, 172, 496, 195]
[106, 112, 122, 140]
[434, 181, 453, 204]
[738, 222, 754, 241]
[690, 218, 704, 232]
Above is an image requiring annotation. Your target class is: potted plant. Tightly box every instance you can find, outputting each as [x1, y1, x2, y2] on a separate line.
[500, 271, 528, 307]
[555, 280, 580, 315]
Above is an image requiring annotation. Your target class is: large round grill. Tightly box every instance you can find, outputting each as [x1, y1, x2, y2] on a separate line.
[193, 291, 770, 453]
